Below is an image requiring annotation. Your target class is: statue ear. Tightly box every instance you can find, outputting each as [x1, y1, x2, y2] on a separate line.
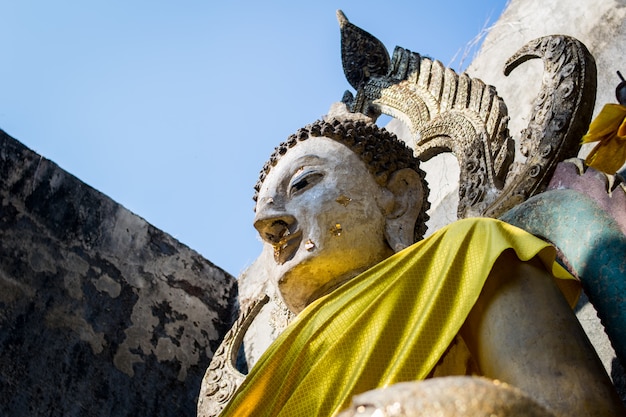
[383, 168, 424, 252]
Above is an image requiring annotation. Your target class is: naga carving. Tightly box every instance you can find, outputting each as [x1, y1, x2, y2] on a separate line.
[338, 10, 596, 218]
[197, 295, 268, 417]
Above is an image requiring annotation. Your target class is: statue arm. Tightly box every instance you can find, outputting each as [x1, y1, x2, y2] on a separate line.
[461, 251, 625, 417]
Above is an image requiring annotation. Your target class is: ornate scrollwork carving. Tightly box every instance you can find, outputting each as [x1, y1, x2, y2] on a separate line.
[338, 11, 596, 219]
[197, 294, 269, 417]
[483, 35, 597, 216]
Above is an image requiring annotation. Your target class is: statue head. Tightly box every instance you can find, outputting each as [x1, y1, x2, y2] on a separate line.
[253, 117, 429, 313]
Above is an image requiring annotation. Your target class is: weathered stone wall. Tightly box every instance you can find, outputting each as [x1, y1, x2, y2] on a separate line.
[0, 129, 237, 417]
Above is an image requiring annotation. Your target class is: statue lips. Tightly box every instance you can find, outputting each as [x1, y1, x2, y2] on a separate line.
[273, 229, 302, 265]
[254, 216, 302, 265]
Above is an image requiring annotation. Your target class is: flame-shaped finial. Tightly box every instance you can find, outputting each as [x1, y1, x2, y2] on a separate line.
[337, 10, 390, 90]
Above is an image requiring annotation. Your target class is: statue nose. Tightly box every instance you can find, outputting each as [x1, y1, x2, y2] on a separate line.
[253, 214, 297, 246]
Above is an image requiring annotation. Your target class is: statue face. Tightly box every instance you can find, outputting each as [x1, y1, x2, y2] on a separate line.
[254, 136, 395, 313]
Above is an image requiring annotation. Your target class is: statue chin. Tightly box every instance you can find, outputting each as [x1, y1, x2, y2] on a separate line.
[275, 259, 366, 314]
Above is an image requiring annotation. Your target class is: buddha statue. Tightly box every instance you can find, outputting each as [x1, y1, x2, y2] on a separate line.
[204, 114, 625, 417]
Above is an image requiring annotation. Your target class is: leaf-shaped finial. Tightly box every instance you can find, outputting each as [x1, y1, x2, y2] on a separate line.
[337, 10, 390, 90]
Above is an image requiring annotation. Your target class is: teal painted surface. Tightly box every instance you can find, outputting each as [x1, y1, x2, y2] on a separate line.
[501, 189, 626, 367]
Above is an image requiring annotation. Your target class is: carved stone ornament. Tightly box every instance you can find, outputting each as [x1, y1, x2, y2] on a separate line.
[338, 10, 596, 218]
[197, 295, 268, 417]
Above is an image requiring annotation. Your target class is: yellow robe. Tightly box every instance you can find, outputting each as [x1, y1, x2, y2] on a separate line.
[220, 218, 578, 417]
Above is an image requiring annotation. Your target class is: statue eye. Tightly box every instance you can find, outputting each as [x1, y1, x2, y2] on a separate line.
[289, 171, 323, 195]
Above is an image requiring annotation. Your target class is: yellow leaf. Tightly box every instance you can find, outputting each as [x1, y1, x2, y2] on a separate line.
[581, 103, 626, 144]
[582, 104, 626, 173]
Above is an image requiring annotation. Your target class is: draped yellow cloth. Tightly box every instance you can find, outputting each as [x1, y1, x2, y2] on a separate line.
[220, 218, 578, 417]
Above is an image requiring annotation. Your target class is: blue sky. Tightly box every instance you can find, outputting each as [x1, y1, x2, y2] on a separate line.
[0, 1, 509, 276]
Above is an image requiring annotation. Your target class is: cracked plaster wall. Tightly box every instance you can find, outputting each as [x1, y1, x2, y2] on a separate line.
[0, 129, 237, 417]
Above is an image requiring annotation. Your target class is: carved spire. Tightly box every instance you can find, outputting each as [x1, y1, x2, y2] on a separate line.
[337, 10, 390, 90]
